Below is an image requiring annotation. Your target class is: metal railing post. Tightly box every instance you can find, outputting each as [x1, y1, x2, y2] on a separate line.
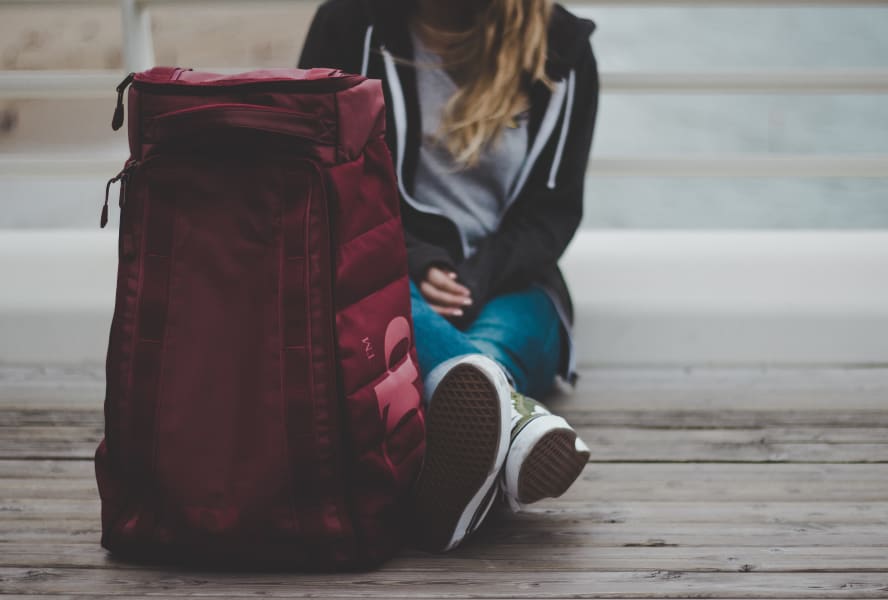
[120, 0, 155, 72]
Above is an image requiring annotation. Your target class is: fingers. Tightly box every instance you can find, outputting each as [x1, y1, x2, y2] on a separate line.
[419, 280, 472, 310]
[427, 267, 471, 298]
[429, 302, 463, 318]
[420, 267, 473, 317]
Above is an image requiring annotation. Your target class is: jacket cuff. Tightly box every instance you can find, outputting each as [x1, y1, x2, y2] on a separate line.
[451, 262, 488, 325]
[407, 245, 456, 284]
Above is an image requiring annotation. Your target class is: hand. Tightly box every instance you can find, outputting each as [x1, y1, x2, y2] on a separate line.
[420, 267, 473, 318]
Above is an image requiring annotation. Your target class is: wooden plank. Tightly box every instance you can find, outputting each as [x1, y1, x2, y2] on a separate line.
[570, 366, 888, 392]
[0, 409, 100, 426]
[20, 407, 888, 428]
[2, 542, 887, 573]
[4, 422, 888, 462]
[3, 517, 887, 549]
[3, 497, 887, 548]
[6, 406, 888, 430]
[13, 424, 888, 444]
[0, 529, 872, 550]
[0, 459, 92, 479]
[566, 463, 888, 501]
[0, 426, 104, 439]
[578, 427, 888, 462]
[555, 389, 888, 412]
[3, 462, 886, 501]
[563, 410, 888, 429]
[4, 366, 888, 411]
[0, 424, 102, 459]
[6, 498, 888, 527]
[1, 567, 888, 598]
[14, 513, 887, 545]
[5, 388, 888, 413]
[6, 406, 885, 433]
[3, 434, 888, 463]
[13, 409, 888, 431]
[5, 364, 888, 390]
[6, 378, 888, 429]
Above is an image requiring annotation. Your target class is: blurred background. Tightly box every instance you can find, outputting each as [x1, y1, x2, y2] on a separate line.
[1, 0, 887, 367]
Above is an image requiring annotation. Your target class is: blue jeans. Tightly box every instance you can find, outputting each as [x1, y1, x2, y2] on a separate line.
[409, 280, 562, 401]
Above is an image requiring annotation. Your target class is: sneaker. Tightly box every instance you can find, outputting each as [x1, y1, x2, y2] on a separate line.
[410, 354, 512, 552]
[501, 391, 590, 511]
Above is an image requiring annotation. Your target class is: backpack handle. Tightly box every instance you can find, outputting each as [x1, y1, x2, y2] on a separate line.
[145, 104, 336, 145]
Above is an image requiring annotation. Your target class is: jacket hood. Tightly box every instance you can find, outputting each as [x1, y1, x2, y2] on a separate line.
[545, 4, 597, 78]
[358, 0, 596, 80]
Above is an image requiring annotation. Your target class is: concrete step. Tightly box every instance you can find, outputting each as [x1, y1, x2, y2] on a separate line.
[1, 229, 887, 366]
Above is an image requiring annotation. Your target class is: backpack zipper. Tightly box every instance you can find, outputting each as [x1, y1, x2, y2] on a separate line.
[111, 70, 362, 132]
[112, 72, 135, 131]
[101, 160, 139, 228]
[131, 75, 362, 96]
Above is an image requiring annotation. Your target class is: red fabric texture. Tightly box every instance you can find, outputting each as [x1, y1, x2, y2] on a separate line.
[95, 67, 425, 570]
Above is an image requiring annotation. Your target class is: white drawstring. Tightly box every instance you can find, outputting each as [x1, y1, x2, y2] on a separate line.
[507, 78, 566, 204]
[381, 46, 472, 259]
[381, 47, 408, 199]
[547, 69, 575, 190]
[360, 25, 374, 76]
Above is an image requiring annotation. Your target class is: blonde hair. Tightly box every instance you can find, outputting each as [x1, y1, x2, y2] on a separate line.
[411, 0, 552, 167]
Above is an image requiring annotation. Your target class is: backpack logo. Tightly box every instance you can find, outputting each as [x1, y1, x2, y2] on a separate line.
[372, 316, 420, 432]
[362, 337, 376, 360]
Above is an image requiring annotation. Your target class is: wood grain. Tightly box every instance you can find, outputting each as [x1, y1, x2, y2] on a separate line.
[1, 366, 887, 598]
[2, 567, 888, 598]
[3, 421, 888, 462]
[2, 542, 887, 573]
[4, 462, 887, 500]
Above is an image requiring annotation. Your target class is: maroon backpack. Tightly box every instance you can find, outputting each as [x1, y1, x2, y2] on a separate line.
[94, 67, 426, 570]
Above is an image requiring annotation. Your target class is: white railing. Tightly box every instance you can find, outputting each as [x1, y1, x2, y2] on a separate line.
[5, 69, 888, 99]
[1, 0, 887, 179]
[2, 154, 888, 179]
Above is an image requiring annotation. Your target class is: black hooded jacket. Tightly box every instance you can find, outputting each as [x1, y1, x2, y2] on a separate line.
[299, 0, 599, 384]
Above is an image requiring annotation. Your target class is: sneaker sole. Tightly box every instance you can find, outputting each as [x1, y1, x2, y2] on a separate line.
[411, 363, 510, 551]
[516, 426, 590, 505]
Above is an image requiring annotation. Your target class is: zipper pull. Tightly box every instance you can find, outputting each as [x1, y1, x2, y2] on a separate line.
[101, 161, 137, 228]
[118, 160, 138, 208]
[101, 177, 114, 228]
[112, 72, 135, 131]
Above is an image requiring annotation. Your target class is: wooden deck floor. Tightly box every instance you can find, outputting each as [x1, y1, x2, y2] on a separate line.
[1, 365, 887, 598]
